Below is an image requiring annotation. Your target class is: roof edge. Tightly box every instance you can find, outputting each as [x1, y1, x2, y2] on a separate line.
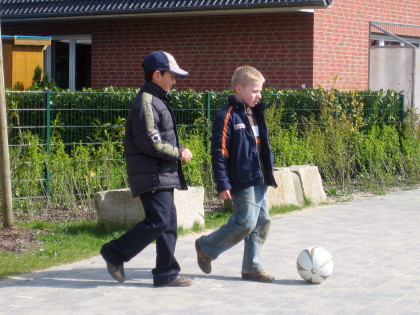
[0, 1, 334, 22]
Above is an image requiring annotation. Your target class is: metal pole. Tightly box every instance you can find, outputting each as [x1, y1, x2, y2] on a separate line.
[0, 22, 14, 227]
[44, 89, 51, 196]
[412, 48, 416, 110]
[400, 94, 405, 125]
[205, 92, 211, 122]
[205, 92, 211, 153]
[368, 22, 372, 90]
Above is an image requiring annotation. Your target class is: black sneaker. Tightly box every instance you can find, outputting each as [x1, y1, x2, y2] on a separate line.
[164, 276, 192, 287]
[195, 238, 212, 274]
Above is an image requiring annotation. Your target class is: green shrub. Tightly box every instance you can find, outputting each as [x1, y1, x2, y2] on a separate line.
[5, 87, 419, 217]
[400, 111, 420, 179]
[10, 131, 46, 205]
[355, 125, 403, 185]
[178, 116, 214, 196]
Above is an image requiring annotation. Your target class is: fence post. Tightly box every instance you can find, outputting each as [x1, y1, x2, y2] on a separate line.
[205, 92, 211, 122]
[205, 92, 211, 152]
[400, 94, 405, 125]
[44, 89, 51, 196]
[0, 25, 14, 227]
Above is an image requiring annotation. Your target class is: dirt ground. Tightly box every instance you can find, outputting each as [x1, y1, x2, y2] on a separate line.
[0, 225, 48, 254]
[0, 207, 97, 255]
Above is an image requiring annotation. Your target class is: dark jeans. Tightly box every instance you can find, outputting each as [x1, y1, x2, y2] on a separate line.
[100, 189, 180, 286]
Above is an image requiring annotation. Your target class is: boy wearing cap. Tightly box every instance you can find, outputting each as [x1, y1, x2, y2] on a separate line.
[195, 66, 277, 282]
[100, 51, 193, 287]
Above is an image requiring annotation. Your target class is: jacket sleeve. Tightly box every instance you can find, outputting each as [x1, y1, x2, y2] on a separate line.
[131, 93, 180, 161]
[211, 108, 232, 192]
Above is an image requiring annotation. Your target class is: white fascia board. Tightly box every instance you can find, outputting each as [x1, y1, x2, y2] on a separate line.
[2, 6, 320, 23]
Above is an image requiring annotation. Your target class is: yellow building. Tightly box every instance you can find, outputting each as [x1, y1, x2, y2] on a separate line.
[2, 35, 51, 90]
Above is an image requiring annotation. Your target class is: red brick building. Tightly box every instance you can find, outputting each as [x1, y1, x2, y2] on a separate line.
[1, 0, 419, 101]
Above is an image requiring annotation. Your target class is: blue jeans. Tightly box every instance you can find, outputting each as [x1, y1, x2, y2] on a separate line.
[200, 184, 271, 273]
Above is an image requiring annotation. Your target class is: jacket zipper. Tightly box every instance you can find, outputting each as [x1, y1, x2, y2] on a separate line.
[239, 103, 263, 176]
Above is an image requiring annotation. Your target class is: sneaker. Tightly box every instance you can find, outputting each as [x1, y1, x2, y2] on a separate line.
[195, 237, 212, 274]
[164, 276, 192, 287]
[105, 261, 125, 283]
[241, 271, 274, 283]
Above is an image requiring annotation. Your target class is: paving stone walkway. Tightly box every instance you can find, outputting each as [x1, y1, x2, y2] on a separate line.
[1, 188, 419, 314]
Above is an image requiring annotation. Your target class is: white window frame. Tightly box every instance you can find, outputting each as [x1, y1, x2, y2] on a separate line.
[371, 35, 420, 47]
[45, 35, 91, 90]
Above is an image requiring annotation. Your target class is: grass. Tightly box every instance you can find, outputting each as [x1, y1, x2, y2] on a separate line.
[270, 204, 303, 215]
[0, 203, 313, 279]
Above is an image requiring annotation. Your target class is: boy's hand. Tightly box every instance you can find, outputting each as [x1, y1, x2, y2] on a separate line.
[179, 148, 192, 163]
[219, 190, 232, 200]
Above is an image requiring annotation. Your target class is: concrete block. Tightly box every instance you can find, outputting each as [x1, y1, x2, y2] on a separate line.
[94, 187, 205, 229]
[268, 167, 304, 209]
[223, 167, 307, 211]
[94, 189, 144, 227]
[174, 186, 205, 229]
[291, 171, 305, 206]
[289, 165, 327, 205]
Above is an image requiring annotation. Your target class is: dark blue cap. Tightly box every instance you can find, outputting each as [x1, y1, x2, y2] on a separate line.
[142, 51, 189, 77]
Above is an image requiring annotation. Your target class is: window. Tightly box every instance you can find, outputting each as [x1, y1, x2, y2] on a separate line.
[45, 35, 91, 90]
[371, 35, 420, 47]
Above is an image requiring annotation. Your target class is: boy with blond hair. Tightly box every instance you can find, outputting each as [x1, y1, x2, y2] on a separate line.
[195, 66, 277, 282]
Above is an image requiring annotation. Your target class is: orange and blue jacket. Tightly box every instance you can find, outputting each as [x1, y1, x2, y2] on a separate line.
[210, 95, 277, 193]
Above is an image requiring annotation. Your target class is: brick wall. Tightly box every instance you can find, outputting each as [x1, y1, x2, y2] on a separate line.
[90, 13, 315, 90]
[313, 0, 420, 89]
[2, 0, 420, 91]
[3, 13, 315, 90]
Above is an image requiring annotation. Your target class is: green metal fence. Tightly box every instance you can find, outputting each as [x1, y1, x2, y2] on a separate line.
[5, 90, 405, 203]
[6, 90, 405, 145]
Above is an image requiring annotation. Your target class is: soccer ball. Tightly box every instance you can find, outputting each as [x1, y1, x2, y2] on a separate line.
[296, 246, 333, 284]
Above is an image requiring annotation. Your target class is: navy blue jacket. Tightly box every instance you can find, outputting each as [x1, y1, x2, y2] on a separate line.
[210, 95, 277, 193]
[124, 82, 187, 196]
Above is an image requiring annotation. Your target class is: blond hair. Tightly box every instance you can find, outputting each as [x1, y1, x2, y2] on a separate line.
[231, 66, 265, 90]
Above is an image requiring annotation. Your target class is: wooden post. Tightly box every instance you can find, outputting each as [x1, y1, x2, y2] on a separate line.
[0, 22, 14, 227]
